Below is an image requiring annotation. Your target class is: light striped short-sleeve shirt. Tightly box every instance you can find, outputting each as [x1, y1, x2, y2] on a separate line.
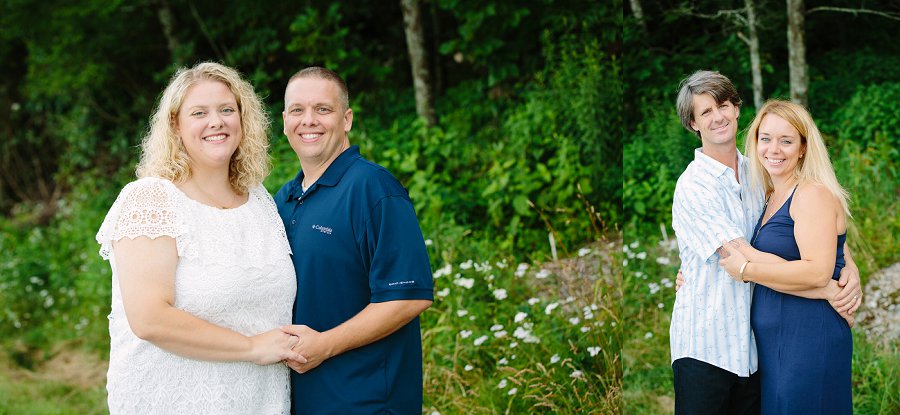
[670, 148, 765, 377]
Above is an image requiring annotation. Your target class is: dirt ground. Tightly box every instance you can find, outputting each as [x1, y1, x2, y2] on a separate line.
[857, 262, 900, 344]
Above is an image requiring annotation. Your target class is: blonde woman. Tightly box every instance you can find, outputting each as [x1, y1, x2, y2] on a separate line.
[96, 62, 304, 414]
[720, 100, 853, 414]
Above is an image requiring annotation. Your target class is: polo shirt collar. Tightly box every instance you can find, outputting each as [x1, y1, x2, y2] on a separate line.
[694, 147, 742, 178]
[284, 145, 362, 201]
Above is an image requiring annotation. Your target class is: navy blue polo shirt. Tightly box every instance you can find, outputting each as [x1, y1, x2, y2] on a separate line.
[274, 146, 434, 414]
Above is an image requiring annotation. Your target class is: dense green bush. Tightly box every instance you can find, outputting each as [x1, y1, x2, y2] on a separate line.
[0, 170, 121, 366]
[832, 82, 900, 151]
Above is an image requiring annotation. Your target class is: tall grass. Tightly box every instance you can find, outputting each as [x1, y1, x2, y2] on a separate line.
[420, 233, 621, 414]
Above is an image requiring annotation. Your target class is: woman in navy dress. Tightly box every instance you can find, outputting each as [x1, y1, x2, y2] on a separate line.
[719, 100, 854, 414]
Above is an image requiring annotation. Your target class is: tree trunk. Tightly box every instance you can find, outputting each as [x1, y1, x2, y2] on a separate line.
[430, 1, 443, 98]
[630, 0, 646, 31]
[745, 0, 764, 110]
[155, 0, 181, 65]
[400, 0, 437, 127]
[787, 0, 808, 106]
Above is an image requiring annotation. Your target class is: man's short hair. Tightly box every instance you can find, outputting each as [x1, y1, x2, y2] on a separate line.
[286, 67, 350, 110]
[676, 70, 742, 137]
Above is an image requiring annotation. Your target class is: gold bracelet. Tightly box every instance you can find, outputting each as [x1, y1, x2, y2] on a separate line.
[739, 260, 750, 283]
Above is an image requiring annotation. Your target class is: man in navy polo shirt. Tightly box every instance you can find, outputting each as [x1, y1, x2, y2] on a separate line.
[275, 67, 434, 414]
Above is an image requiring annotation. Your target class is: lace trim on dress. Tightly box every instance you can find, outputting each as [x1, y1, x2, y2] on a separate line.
[96, 177, 292, 266]
[96, 177, 188, 260]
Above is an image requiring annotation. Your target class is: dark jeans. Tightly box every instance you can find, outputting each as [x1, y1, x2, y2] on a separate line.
[672, 357, 760, 415]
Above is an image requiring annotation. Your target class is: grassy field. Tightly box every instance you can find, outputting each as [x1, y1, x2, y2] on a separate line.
[622, 232, 900, 414]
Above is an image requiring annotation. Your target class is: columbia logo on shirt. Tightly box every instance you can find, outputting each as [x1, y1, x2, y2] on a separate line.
[312, 224, 333, 235]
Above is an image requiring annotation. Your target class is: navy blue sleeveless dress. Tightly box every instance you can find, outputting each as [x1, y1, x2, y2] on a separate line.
[750, 189, 852, 414]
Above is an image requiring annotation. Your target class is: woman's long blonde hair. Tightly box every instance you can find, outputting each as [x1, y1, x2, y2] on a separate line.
[135, 62, 270, 193]
[744, 99, 851, 217]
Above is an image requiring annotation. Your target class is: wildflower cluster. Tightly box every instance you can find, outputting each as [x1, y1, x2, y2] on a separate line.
[422, 241, 616, 413]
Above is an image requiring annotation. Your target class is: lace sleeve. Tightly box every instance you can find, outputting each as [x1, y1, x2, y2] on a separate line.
[96, 178, 187, 260]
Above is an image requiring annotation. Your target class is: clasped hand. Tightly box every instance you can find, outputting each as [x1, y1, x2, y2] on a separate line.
[280, 325, 331, 374]
[717, 241, 748, 282]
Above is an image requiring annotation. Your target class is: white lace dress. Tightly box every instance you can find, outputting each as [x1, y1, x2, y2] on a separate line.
[96, 177, 296, 415]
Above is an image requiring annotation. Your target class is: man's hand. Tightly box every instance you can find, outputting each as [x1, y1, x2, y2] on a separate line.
[830, 265, 863, 316]
[821, 279, 856, 328]
[281, 325, 333, 374]
[717, 241, 749, 282]
[675, 270, 685, 292]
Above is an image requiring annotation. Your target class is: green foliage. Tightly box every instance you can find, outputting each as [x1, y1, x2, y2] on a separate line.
[832, 82, 900, 151]
[0, 171, 121, 367]
[350, 20, 617, 255]
[623, 111, 691, 230]
[832, 135, 900, 268]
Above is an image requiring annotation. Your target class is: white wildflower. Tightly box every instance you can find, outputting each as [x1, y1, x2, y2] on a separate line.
[490, 324, 504, 332]
[424, 239, 433, 246]
[498, 379, 508, 389]
[656, 257, 671, 265]
[460, 260, 473, 270]
[460, 330, 472, 338]
[570, 370, 584, 379]
[508, 388, 517, 395]
[569, 317, 581, 325]
[493, 288, 508, 300]
[436, 288, 450, 297]
[454, 278, 474, 289]
[528, 297, 540, 306]
[474, 335, 489, 346]
[587, 346, 601, 357]
[550, 354, 561, 364]
[577, 248, 592, 257]
[513, 326, 540, 343]
[464, 364, 473, 371]
[644, 332, 653, 339]
[457, 309, 469, 317]
[514, 312, 528, 323]
[433, 264, 452, 278]
[545, 302, 559, 315]
[535, 269, 550, 279]
[515, 263, 529, 277]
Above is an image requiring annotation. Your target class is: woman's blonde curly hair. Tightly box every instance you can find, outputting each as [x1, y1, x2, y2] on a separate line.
[135, 62, 270, 193]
